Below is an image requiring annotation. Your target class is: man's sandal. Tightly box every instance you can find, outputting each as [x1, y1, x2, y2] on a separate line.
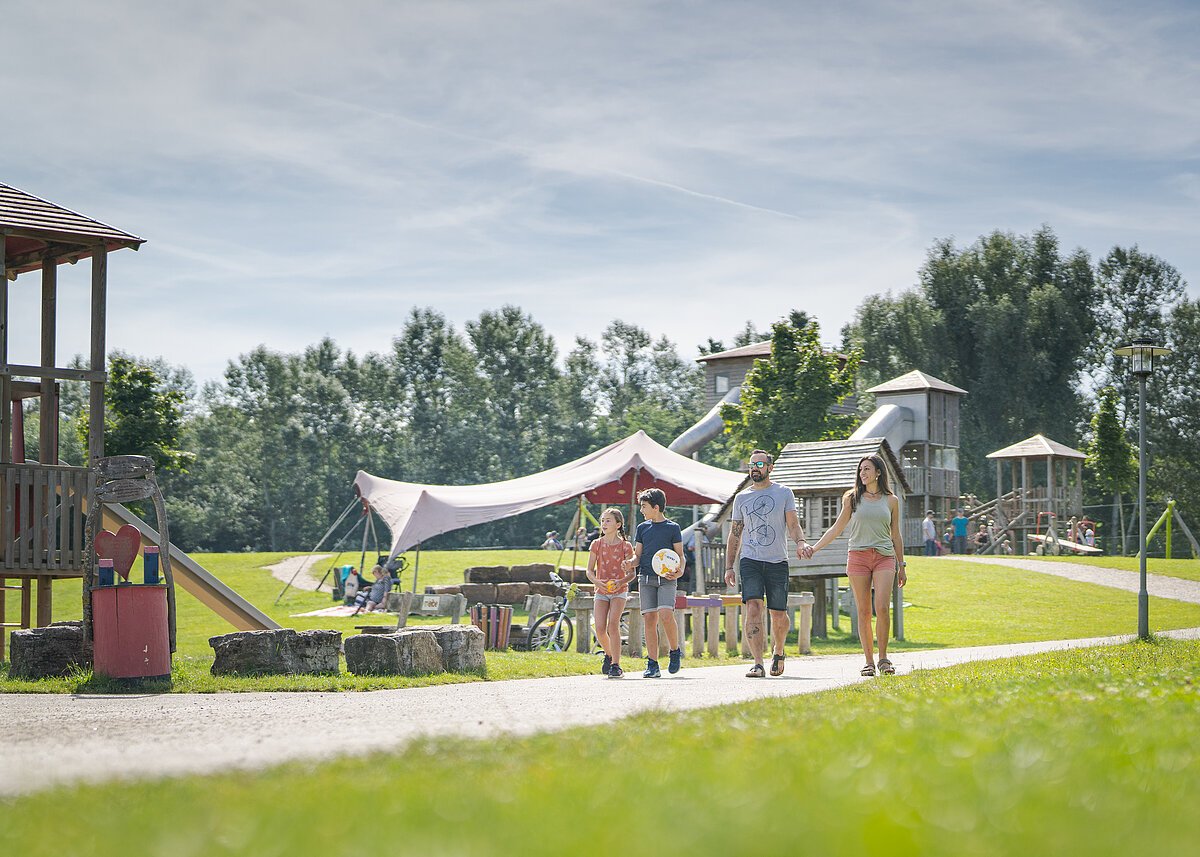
[770, 654, 785, 677]
[746, 663, 766, 678]
[878, 658, 896, 675]
[860, 663, 876, 677]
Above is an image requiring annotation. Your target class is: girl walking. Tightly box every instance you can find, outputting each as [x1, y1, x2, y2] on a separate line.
[804, 455, 906, 676]
[586, 508, 635, 678]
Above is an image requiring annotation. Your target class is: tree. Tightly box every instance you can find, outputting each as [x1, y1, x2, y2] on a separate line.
[1149, 296, 1200, 533]
[1084, 386, 1137, 554]
[76, 355, 194, 474]
[722, 311, 860, 457]
[843, 227, 1097, 497]
[1088, 246, 1185, 415]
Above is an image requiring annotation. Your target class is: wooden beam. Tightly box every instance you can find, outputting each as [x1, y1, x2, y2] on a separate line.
[40, 258, 57, 465]
[3, 243, 85, 272]
[0, 364, 105, 382]
[88, 247, 107, 464]
[0, 226, 128, 248]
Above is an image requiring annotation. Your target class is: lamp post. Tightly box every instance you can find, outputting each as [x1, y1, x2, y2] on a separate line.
[1113, 337, 1172, 640]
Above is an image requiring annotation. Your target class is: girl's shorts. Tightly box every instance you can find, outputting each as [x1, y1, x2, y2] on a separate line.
[847, 548, 896, 576]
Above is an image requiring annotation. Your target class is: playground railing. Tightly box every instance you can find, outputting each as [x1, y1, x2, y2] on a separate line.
[0, 462, 91, 572]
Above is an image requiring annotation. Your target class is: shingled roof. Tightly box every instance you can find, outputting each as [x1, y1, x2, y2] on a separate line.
[772, 436, 910, 494]
[1, 182, 144, 277]
[866, 370, 966, 396]
[986, 434, 1086, 461]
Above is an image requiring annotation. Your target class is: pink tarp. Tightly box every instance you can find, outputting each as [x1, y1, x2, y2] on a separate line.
[354, 430, 743, 557]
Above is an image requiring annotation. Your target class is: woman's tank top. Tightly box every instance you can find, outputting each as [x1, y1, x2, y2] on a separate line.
[846, 494, 895, 554]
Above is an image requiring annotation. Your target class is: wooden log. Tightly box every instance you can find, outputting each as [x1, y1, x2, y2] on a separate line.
[673, 609, 685, 658]
[690, 606, 704, 657]
[575, 605, 592, 654]
[87, 248, 106, 465]
[706, 606, 719, 657]
[39, 258, 56, 468]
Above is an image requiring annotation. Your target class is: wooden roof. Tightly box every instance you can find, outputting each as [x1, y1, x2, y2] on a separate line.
[772, 436, 910, 494]
[1, 182, 144, 277]
[696, 340, 772, 363]
[986, 434, 1086, 461]
[866, 370, 967, 396]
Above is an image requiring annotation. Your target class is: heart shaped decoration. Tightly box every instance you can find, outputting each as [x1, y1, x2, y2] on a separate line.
[95, 525, 143, 580]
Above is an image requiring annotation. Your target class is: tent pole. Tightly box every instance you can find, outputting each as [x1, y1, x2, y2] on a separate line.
[629, 469, 640, 552]
[569, 494, 583, 582]
[274, 496, 359, 604]
[357, 504, 371, 580]
[411, 542, 422, 594]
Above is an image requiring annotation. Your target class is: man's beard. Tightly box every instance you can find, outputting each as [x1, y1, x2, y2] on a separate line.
[750, 472, 765, 482]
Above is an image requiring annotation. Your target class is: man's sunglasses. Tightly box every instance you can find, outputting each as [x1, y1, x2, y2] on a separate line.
[749, 460, 769, 469]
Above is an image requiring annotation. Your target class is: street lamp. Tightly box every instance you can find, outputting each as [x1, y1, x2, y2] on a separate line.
[1113, 337, 1172, 639]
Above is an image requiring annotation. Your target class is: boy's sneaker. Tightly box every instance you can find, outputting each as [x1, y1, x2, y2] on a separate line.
[643, 659, 661, 678]
[608, 664, 624, 678]
[668, 648, 682, 674]
[601, 654, 612, 676]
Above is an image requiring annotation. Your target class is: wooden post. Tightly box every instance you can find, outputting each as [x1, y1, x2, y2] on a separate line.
[831, 578, 841, 632]
[797, 591, 814, 655]
[36, 575, 52, 627]
[40, 258, 57, 464]
[574, 599, 593, 654]
[625, 600, 643, 658]
[724, 603, 739, 655]
[87, 248, 107, 464]
[690, 606, 704, 657]
[0, 229, 9, 465]
[705, 606, 719, 657]
[674, 609, 686, 658]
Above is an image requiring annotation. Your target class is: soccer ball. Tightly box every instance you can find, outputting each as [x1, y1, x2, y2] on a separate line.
[651, 548, 681, 577]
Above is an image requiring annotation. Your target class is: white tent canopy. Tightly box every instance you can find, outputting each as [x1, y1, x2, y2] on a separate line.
[355, 430, 744, 558]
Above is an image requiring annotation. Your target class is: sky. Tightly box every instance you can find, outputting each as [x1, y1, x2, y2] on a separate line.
[3, 1, 1198, 384]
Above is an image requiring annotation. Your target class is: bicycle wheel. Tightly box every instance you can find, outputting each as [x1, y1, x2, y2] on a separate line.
[528, 612, 574, 652]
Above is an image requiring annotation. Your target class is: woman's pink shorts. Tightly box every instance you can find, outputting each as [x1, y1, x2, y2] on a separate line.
[847, 548, 896, 577]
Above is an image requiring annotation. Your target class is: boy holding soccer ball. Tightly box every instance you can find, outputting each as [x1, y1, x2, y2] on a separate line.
[623, 488, 685, 677]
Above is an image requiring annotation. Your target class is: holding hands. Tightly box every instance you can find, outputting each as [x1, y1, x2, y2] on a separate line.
[799, 541, 815, 560]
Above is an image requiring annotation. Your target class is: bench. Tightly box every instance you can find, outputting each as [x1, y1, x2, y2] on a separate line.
[357, 591, 467, 634]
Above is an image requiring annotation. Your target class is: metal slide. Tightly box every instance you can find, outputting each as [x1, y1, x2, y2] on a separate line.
[669, 387, 742, 456]
[99, 502, 278, 631]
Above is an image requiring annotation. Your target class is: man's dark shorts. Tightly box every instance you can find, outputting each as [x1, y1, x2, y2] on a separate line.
[739, 558, 789, 611]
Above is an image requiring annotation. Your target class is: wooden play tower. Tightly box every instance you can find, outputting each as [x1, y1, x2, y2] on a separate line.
[982, 434, 1086, 555]
[0, 182, 145, 657]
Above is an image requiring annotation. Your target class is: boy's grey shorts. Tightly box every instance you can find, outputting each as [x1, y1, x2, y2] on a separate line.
[638, 574, 677, 613]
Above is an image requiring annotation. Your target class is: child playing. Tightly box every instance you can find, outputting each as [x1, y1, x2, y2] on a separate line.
[622, 488, 685, 677]
[586, 508, 635, 678]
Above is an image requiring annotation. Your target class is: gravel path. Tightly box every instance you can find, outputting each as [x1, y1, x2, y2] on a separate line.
[955, 556, 1200, 604]
[264, 553, 334, 593]
[5, 628, 1198, 797]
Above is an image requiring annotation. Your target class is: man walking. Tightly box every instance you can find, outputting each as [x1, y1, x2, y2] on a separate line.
[922, 510, 939, 556]
[724, 450, 809, 678]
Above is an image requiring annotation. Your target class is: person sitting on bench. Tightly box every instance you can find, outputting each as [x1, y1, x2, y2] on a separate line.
[352, 565, 391, 615]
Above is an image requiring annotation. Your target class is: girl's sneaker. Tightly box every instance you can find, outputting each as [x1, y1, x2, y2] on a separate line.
[601, 654, 612, 676]
[608, 664, 624, 678]
[643, 659, 661, 678]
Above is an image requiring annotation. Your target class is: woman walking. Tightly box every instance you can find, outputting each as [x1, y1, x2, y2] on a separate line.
[804, 455, 906, 675]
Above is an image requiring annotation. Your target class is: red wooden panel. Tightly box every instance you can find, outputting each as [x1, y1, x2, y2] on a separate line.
[92, 585, 170, 679]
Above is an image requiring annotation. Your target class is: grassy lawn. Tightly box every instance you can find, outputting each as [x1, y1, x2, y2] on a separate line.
[1026, 555, 1200, 583]
[1, 639, 1196, 856]
[3, 554, 1200, 692]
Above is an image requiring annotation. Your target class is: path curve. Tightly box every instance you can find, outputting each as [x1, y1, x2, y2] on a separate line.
[264, 553, 334, 593]
[954, 556, 1200, 604]
[3, 629, 1197, 797]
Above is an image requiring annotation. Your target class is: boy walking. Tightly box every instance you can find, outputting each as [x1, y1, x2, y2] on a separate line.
[624, 488, 685, 677]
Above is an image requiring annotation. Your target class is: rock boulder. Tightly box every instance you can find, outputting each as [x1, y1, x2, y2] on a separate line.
[209, 629, 341, 676]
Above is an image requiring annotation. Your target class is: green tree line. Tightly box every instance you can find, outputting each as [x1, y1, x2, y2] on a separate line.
[45, 227, 1195, 553]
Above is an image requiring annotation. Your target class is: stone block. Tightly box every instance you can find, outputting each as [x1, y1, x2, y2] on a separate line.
[494, 582, 530, 604]
[508, 563, 555, 583]
[528, 581, 560, 597]
[424, 585, 462, 595]
[344, 630, 446, 676]
[209, 629, 341, 676]
[463, 565, 510, 583]
[9, 621, 87, 679]
[459, 583, 497, 603]
[405, 624, 487, 674]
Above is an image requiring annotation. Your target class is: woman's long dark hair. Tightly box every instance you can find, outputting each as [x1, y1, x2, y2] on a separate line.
[845, 454, 892, 512]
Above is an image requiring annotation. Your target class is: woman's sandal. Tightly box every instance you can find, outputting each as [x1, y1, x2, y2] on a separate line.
[878, 658, 896, 675]
[860, 662, 876, 677]
[746, 663, 766, 678]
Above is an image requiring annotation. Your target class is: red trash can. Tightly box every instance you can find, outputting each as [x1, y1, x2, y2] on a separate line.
[92, 584, 171, 680]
